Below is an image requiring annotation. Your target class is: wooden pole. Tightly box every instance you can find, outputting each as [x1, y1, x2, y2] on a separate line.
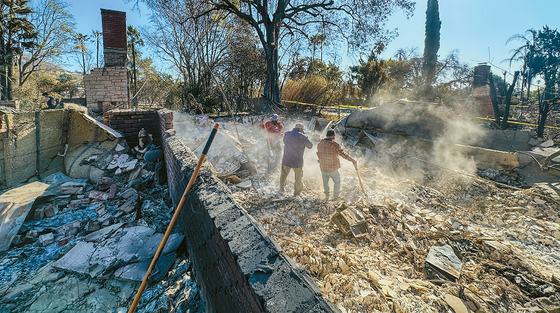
[128, 123, 220, 313]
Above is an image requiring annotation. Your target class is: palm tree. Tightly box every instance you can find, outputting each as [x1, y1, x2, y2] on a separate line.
[0, 0, 35, 100]
[506, 29, 538, 104]
[92, 30, 102, 68]
[73, 33, 90, 75]
[127, 25, 143, 106]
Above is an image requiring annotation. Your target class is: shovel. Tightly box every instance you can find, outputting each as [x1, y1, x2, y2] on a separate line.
[266, 132, 274, 157]
[353, 162, 367, 197]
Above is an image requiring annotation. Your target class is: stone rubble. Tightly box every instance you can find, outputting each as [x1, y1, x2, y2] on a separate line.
[0, 140, 204, 313]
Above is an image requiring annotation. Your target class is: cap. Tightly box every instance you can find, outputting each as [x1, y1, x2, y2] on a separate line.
[271, 114, 278, 121]
[326, 129, 335, 137]
[42, 92, 49, 96]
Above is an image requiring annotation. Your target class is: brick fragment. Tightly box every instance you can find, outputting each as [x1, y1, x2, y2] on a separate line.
[39, 233, 55, 246]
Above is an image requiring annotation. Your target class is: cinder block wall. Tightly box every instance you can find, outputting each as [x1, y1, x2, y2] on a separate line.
[0, 110, 69, 189]
[159, 111, 340, 313]
[103, 109, 172, 150]
[83, 67, 128, 111]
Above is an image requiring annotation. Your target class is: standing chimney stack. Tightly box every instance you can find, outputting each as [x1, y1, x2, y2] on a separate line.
[101, 9, 127, 67]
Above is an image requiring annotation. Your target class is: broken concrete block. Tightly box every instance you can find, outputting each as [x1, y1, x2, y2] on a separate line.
[121, 188, 138, 200]
[39, 233, 55, 246]
[34, 207, 45, 220]
[86, 221, 101, 233]
[424, 245, 462, 281]
[224, 175, 243, 184]
[165, 129, 176, 137]
[237, 180, 252, 189]
[11, 235, 22, 247]
[96, 206, 107, 216]
[54, 195, 72, 207]
[89, 190, 110, 201]
[98, 177, 114, 185]
[56, 220, 81, 237]
[60, 182, 86, 195]
[119, 194, 138, 214]
[58, 236, 73, 247]
[25, 230, 38, 240]
[43, 204, 57, 218]
[107, 184, 117, 199]
[69, 198, 91, 208]
[98, 213, 113, 227]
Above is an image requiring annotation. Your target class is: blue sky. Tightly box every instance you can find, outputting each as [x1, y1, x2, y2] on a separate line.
[379, 0, 560, 82]
[63, 0, 560, 83]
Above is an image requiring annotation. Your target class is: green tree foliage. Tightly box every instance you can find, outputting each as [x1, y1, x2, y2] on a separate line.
[0, 0, 36, 100]
[506, 29, 538, 104]
[350, 51, 391, 105]
[508, 26, 560, 137]
[533, 26, 560, 137]
[422, 0, 441, 97]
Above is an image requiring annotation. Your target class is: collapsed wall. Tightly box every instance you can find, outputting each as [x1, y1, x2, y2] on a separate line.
[0, 107, 125, 189]
[162, 117, 340, 312]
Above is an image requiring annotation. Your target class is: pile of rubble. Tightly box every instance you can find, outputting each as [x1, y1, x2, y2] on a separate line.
[230, 165, 560, 312]
[180, 111, 560, 313]
[0, 140, 204, 312]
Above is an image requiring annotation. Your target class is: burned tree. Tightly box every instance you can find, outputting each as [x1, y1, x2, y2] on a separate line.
[136, 0, 415, 111]
[422, 0, 440, 98]
[501, 70, 519, 129]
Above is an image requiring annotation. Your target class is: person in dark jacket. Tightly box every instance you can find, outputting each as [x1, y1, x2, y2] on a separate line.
[317, 129, 356, 200]
[41, 92, 56, 109]
[280, 123, 313, 196]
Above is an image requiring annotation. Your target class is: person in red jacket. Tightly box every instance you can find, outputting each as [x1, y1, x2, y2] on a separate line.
[264, 114, 284, 170]
[317, 129, 356, 200]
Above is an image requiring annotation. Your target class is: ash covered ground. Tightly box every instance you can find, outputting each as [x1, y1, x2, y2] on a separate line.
[175, 112, 560, 313]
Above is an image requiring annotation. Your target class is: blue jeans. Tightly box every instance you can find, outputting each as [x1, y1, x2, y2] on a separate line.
[321, 169, 341, 199]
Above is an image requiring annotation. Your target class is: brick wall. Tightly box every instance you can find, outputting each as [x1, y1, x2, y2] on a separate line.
[161, 113, 340, 313]
[104, 109, 172, 150]
[101, 9, 127, 67]
[83, 66, 128, 111]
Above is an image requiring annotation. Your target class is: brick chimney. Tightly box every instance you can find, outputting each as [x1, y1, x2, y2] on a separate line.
[101, 9, 127, 67]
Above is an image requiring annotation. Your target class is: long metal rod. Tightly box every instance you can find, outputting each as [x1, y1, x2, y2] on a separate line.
[128, 123, 220, 313]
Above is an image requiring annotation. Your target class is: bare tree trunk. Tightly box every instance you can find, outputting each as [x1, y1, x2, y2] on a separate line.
[501, 71, 519, 128]
[132, 43, 137, 107]
[488, 74, 501, 125]
[537, 80, 554, 138]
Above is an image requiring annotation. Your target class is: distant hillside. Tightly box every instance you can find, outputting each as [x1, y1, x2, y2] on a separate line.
[20, 54, 73, 74]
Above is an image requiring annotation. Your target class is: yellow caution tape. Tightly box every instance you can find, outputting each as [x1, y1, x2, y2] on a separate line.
[476, 117, 560, 130]
[282, 100, 358, 109]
